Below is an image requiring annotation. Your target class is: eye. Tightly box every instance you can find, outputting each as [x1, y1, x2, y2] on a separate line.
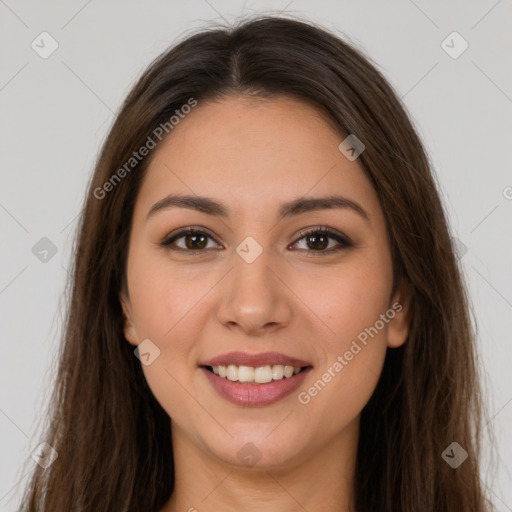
[161, 227, 220, 252]
[291, 226, 352, 253]
[160, 226, 352, 254]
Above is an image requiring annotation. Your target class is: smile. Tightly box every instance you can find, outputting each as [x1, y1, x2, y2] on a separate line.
[208, 364, 304, 383]
[200, 365, 312, 407]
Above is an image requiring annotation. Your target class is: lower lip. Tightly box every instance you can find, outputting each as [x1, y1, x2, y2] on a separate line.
[200, 367, 312, 407]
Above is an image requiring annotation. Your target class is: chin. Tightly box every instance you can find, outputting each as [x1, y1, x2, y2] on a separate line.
[203, 428, 307, 470]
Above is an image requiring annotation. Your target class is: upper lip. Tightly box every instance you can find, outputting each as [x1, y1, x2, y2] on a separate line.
[200, 351, 312, 368]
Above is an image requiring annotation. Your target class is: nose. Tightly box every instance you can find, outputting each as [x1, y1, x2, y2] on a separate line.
[216, 247, 293, 337]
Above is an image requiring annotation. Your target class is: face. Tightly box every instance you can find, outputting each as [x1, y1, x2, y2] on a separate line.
[120, 95, 410, 470]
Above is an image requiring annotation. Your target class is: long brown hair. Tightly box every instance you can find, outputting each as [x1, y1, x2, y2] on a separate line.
[19, 15, 492, 511]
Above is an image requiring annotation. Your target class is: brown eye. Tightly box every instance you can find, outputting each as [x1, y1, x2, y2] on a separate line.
[161, 226, 351, 255]
[292, 227, 351, 253]
[161, 228, 219, 252]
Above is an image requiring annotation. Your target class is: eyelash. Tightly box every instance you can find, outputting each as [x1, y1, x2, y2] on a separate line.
[160, 226, 352, 255]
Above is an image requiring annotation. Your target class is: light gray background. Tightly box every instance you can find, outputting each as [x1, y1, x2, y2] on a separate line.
[1, 1, 511, 510]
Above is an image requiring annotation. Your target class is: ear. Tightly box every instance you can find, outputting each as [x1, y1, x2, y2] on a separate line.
[386, 279, 413, 349]
[120, 292, 139, 346]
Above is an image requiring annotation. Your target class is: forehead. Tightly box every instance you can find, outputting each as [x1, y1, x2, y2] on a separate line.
[135, 95, 381, 222]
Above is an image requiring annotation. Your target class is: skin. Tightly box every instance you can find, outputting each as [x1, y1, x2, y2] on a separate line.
[120, 95, 411, 512]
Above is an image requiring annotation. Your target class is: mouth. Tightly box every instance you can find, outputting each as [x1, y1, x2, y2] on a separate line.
[198, 351, 313, 406]
[200, 365, 312, 406]
[201, 363, 312, 384]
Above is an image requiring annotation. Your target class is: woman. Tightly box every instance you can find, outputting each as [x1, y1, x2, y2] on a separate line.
[20, 15, 492, 511]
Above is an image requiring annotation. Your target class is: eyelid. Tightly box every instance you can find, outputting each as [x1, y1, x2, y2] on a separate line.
[295, 225, 347, 241]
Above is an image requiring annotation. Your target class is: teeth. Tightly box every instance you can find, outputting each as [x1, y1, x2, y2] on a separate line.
[283, 365, 294, 378]
[238, 365, 254, 382]
[226, 364, 238, 381]
[255, 366, 273, 383]
[209, 364, 304, 383]
[272, 365, 284, 380]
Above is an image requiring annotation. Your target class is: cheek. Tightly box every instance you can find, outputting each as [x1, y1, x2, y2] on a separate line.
[126, 255, 213, 419]
[294, 258, 391, 415]
[129, 274, 205, 375]
[296, 291, 389, 431]
[129, 283, 203, 428]
[297, 342, 386, 437]
[126, 245, 212, 341]
[296, 255, 392, 345]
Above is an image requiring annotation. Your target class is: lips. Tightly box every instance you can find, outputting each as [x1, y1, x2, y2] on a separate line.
[200, 366, 312, 406]
[200, 351, 312, 368]
[199, 351, 313, 407]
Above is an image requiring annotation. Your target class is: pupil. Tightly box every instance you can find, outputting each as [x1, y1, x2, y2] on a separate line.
[308, 234, 327, 250]
[186, 233, 206, 249]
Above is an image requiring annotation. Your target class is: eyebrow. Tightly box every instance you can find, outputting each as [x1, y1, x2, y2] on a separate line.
[146, 194, 370, 223]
